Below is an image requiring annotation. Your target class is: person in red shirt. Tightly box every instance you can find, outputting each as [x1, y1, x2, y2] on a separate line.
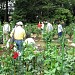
[37, 21, 42, 29]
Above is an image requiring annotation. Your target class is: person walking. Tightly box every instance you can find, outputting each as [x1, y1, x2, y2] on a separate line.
[10, 21, 26, 52]
[37, 21, 42, 29]
[3, 22, 10, 43]
[46, 22, 53, 33]
[57, 22, 63, 37]
[41, 22, 44, 34]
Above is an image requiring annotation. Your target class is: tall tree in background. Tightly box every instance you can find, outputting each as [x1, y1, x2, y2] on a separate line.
[0, 0, 9, 23]
[13, 0, 54, 22]
[5, 0, 9, 22]
[12, 0, 75, 24]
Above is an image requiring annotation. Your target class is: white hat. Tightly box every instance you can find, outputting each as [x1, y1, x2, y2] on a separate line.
[16, 21, 23, 25]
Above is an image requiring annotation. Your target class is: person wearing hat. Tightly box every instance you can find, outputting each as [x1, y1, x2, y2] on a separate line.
[10, 21, 26, 52]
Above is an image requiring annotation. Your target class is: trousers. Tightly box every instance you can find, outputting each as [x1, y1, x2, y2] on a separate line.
[14, 40, 23, 52]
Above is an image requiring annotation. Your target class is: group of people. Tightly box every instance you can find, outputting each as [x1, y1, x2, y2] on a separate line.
[3, 20, 63, 56]
[37, 21, 53, 34]
[37, 21, 63, 37]
[3, 21, 36, 56]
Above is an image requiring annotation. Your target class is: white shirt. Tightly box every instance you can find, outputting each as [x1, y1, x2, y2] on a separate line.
[58, 24, 63, 33]
[3, 24, 10, 33]
[41, 23, 44, 29]
[46, 23, 53, 32]
[23, 38, 35, 46]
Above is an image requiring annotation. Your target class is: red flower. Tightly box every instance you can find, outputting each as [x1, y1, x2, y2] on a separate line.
[12, 52, 19, 59]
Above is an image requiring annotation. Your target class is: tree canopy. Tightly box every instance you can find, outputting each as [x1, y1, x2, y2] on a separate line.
[0, 0, 6, 3]
[12, 0, 75, 24]
[0, 0, 75, 24]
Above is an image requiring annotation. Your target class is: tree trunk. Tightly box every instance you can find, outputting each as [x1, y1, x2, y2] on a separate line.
[5, 0, 9, 22]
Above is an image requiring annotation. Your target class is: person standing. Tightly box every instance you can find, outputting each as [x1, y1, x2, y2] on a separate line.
[3, 22, 10, 43]
[57, 22, 63, 37]
[41, 22, 44, 34]
[46, 22, 53, 33]
[37, 21, 42, 29]
[10, 21, 26, 52]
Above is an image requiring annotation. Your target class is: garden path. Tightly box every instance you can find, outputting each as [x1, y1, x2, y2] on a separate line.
[0, 34, 75, 56]
[31, 34, 75, 47]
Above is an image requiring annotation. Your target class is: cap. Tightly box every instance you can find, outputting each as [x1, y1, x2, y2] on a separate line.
[16, 21, 23, 26]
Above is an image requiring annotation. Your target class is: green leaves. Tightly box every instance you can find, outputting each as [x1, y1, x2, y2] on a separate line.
[54, 8, 73, 23]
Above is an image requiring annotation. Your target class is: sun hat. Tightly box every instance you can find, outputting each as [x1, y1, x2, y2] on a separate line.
[16, 21, 23, 26]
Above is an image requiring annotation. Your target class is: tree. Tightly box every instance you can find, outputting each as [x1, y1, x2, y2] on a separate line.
[13, 0, 55, 22]
[53, 8, 73, 25]
[13, 0, 74, 24]
[0, 0, 11, 22]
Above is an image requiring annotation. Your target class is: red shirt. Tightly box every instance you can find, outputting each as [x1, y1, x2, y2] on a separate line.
[37, 23, 42, 28]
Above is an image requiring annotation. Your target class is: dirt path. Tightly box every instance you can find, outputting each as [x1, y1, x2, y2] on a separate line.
[0, 34, 75, 56]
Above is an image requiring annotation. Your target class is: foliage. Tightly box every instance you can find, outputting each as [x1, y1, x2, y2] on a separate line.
[43, 31, 54, 42]
[43, 24, 57, 42]
[0, 9, 5, 16]
[0, 33, 75, 74]
[0, 0, 75, 24]
[65, 23, 74, 39]
[13, 0, 55, 22]
[54, 8, 73, 24]
[0, 23, 3, 44]
[12, 0, 75, 24]
[0, 0, 6, 3]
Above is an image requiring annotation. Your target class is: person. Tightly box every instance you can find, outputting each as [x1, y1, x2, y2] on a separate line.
[6, 24, 18, 49]
[23, 33, 41, 54]
[57, 22, 63, 37]
[41, 22, 44, 34]
[23, 32, 36, 46]
[37, 21, 42, 29]
[46, 22, 53, 32]
[10, 21, 26, 52]
[6, 37, 14, 50]
[10, 23, 18, 43]
[3, 22, 10, 43]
